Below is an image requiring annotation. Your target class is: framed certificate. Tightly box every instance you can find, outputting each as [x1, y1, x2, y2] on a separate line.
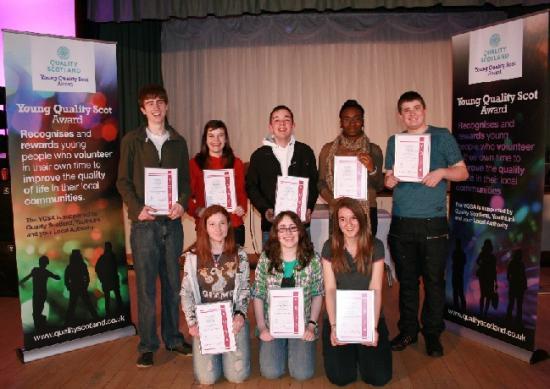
[336, 290, 375, 343]
[393, 133, 431, 182]
[204, 169, 237, 212]
[268, 287, 304, 338]
[196, 301, 236, 355]
[144, 168, 178, 215]
[274, 176, 309, 221]
[333, 156, 368, 200]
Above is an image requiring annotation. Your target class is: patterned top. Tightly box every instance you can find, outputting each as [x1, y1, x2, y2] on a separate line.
[197, 254, 237, 303]
[252, 252, 324, 331]
[181, 247, 250, 327]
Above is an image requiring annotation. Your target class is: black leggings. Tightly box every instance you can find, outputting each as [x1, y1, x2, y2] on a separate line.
[322, 316, 392, 387]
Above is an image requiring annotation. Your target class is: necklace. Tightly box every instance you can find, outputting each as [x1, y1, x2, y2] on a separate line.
[212, 253, 222, 267]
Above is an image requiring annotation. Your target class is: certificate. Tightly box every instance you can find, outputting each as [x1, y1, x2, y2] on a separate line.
[393, 133, 431, 182]
[144, 168, 178, 215]
[333, 156, 368, 200]
[204, 169, 237, 212]
[196, 301, 236, 355]
[274, 176, 309, 221]
[336, 290, 375, 343]
[268, 287, 304, 338]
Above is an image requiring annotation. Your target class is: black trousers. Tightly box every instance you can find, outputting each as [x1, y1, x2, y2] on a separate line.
[322, 317, 392, 387]
[388, 216, 449, 337]
[233, 225, 245, 247]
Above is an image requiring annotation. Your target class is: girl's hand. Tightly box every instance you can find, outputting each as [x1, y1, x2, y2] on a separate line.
[189, 324, 200, 338]
[233, 206, 245, 217]
[330, 326, 345, 346]
[303, 324, 316, 342]
[259, 328, 274, 342]
[361, 329, 379, 347]
[233, 315, 245, 334]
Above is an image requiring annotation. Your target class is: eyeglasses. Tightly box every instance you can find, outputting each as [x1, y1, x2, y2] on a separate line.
[277, 225, 299, 234]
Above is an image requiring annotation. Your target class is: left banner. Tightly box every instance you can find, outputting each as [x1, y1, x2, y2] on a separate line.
[3, 31, 135, 362]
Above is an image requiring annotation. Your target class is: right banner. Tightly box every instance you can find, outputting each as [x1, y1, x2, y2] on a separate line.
[447, 12, 548, 355]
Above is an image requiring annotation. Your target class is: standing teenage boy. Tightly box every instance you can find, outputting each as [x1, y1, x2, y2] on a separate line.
[384, 91, 468, 357]
[117, 84, 192, 367]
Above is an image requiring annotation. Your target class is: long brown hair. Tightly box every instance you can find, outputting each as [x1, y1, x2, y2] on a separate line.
[264, 211, 315, 274]
[195, 120, 235, 169]
[330, 197, 373, 275]
[195, 205, 238, 268]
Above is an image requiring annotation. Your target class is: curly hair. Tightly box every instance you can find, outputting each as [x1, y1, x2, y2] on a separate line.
[330, 197, 373, 275]
[264, 211, 314, 274]
[195, 205, 237, 268]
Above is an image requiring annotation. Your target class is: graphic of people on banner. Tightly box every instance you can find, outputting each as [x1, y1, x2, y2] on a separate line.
[3, 31, 133, 353]
[446, 13, 548, 351]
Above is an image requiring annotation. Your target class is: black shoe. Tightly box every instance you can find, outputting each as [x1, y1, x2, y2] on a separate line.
[425, 334, 443, 357]
[136, 352, 154, 368]
[167, 341, 192, 356]
[390, 333, 418, 351]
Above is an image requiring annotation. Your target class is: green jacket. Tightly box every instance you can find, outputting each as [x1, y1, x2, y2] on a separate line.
[116, 125, 190, 221]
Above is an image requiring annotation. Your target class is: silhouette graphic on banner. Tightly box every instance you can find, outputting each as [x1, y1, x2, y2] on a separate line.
[19, 255, 61, 332]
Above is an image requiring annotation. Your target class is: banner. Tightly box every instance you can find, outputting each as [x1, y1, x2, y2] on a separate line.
[446, 12, 548, 355]
[3, 31, 134, 361]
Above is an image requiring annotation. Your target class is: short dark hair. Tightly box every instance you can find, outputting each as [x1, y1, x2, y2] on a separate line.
[397, 91, 426, 113]
[339, 99, 365, 118]
[270, 105, 294, 123]
[138, 84, 168, 108]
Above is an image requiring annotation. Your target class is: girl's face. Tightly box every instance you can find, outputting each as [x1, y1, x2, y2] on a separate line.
[276, 215, 299, 251]
[206, 212, 229, 245]
[340, 106, 364, 138]
[206, 128, 227, 157]
[338, 207, 360, 240]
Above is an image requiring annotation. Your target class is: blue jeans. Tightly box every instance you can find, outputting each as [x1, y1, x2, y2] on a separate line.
[192, 321, 251, 384]
[259, 337, 316, 380]
[131, 218, 185, 353]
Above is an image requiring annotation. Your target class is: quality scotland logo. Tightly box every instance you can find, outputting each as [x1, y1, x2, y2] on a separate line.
[489, 33, 501, 48]
[57, 46, 70, 60]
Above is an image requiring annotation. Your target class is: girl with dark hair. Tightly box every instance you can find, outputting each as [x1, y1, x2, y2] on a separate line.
[252, 211, 324, 381]
[188, 120, 248, 246]
[318, 100, 384, 235]
[180, 205, 251, 384]
[322, 197, 392, 386]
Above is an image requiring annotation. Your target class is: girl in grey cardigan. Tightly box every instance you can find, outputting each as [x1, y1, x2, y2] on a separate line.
[180, 205, 250, 384]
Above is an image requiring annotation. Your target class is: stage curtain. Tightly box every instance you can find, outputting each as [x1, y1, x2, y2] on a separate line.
[87, 0, 544, 22]
[161, 11, 505, 160]
[85, 20, 164, 135]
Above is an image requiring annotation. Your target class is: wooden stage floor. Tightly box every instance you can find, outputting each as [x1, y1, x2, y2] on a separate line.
[1, 266, 549, 388]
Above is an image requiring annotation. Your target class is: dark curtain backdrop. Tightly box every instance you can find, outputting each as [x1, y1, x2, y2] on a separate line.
[87, 0, 549, 21]
[78, 20, 163, 136]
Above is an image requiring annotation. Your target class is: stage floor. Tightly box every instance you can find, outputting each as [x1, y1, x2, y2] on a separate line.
[1, 264, 549, 388]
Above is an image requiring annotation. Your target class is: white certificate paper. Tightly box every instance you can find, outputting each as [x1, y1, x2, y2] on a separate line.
[204, 169, 237, 212]
[333, 156, 368, 200]
[269, 287, 304, 338]
[274, 176, 309, 221]
[196, 301, 236, 355]
[393, 133, 431, 182]
[336, 290, 375, 343]
[144, 168, 178, 215]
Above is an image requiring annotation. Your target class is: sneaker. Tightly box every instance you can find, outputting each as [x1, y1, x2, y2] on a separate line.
[425, 334, 443, 357]
[167, 341, 192, 356]
[136, 352, 153, 368]
[390, 333, 418, 351]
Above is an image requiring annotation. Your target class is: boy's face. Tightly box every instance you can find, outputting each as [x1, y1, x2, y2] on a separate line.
[269, 108, 295, 145]
[140, 96, 168, 127]
[399, 99, 426, 132]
